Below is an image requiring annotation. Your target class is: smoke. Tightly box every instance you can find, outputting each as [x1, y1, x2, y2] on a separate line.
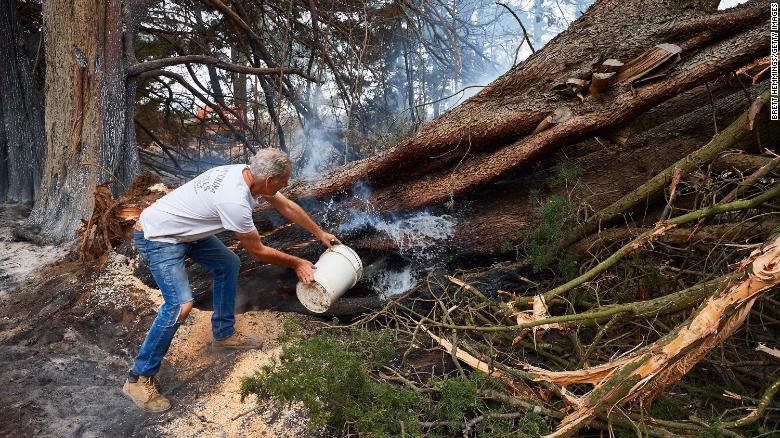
[437, 0, 595, 111]
[337, 181, 456, 256]
[295, 123, 343, 180]
[368, 264, 417, 300]
[335, 181, 457, 298]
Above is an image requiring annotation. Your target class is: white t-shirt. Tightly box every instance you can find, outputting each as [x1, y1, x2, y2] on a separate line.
[139, 164, 260, 243]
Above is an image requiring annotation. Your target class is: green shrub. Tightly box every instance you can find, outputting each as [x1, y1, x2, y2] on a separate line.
[515, 412, 551, 437]
[524, 193, 578, 277]
[240, 324, 422, 436]
[523, 163, 584, 278]
[241, 323, 552, 437]
[431, 374, 490, 425]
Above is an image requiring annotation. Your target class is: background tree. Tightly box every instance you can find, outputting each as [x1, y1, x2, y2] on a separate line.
[0, 0, 44, 204]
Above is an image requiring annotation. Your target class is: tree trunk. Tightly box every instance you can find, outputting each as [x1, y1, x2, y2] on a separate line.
[230, 48, 248, 119]
[0, 0, 45, 204]
[18, 0, 146, 243]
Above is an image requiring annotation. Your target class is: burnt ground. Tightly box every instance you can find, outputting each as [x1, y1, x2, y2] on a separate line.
[0, 206, 313, 437]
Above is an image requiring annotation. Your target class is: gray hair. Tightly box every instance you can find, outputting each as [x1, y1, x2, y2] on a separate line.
[249, 148, 292, 180]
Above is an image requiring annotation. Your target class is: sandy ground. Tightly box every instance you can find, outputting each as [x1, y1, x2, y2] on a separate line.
[0, 204, 313, 437]
[0, 204, 69, 296]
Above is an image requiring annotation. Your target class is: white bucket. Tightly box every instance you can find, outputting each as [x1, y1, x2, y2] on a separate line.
[296, 244, 363, 313]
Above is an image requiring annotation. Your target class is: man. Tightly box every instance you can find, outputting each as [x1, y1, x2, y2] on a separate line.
[122, 148, 338, 412]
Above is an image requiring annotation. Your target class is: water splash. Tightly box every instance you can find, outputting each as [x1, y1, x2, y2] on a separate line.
[366, 265, 417, 300]
[334, 181, 457, 298]
[338, 209, 455, 256]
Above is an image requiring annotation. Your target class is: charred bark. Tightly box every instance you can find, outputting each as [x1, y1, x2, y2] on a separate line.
[0, 0, 45, 204]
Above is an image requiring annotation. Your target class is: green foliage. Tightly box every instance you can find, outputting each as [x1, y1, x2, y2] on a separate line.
[472, 412, 517, 437]
[240, 326, 420, 436]
[522, 163, 584, 278]
[648, 395, 686, 421]
[549, 162, 584, 190]
[430, 374, 490, 425]
[468, 410, 550, 438]
[431, 268, 450, 285]
[515, 412, 551, 437]
[242, 325, 555, 437]
[500, 239, 514, 254]
[524, 193, 578, 277]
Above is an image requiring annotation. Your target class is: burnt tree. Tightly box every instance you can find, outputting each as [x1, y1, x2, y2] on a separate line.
[17, 0, 149, 243]
[0, 0, 44, 204]
[18, 0, 316, 244]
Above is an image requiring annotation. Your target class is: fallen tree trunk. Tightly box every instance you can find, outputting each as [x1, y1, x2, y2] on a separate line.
[240, 0, 776, 262]
[286, 0, 768, 212]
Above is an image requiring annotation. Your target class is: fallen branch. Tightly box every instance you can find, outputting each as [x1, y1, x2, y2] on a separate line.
[572, 219, 780, 257]
[423, 277, 724, 333]
[523, 233, 780, 437]
[560, 89, 771, 249]
[719, 377, 780, 429]
[756, 344, 780, 362]
[538, 182, 780, 304]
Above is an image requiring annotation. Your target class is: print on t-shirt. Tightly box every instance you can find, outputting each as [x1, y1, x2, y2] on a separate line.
[193, 166, 230, 194]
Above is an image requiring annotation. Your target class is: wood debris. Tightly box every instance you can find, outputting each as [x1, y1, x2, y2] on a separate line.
[522, 234, 780, 437]
[532, 106, 574, 134]
[614, 43, 682, 84]
[77, 172, 169, 263]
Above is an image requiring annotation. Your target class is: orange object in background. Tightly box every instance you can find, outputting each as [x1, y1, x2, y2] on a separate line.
[195, 105, 245, 133]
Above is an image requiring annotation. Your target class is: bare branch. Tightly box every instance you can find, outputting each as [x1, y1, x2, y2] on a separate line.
[495, 1, 535, 57]
[140, 69, 256, 154]
[127, 54, 319, 81]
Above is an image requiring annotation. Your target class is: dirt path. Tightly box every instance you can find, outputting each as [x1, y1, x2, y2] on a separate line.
[0, 214, 312, 437]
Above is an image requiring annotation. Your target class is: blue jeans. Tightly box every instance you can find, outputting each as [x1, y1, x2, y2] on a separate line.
[131, 230, 240, 376]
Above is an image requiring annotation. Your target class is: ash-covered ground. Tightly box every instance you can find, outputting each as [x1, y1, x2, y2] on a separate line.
[0, 204, 312, 438]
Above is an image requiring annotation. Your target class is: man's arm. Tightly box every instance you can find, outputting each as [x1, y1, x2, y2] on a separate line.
[262, 192, 340, 247]
[234, 229, 316, 284]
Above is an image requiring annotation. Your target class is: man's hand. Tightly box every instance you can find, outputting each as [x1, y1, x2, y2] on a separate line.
[295, 259, 317, 284]
[236, 230, 317, 283]
[318, 231, 340, 248]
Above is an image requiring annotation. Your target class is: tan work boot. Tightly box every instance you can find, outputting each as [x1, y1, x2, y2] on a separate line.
[122, 375, 171, 412]
[212, 331, 262, 350]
